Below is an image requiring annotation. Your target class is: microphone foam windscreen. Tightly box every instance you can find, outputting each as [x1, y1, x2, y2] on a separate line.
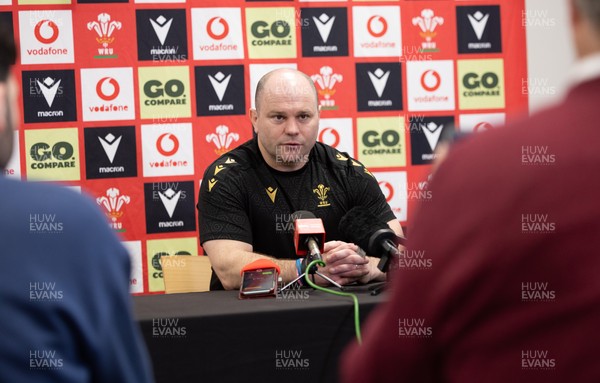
[338, 206, 388, 250]
[292, 210, 316, 221]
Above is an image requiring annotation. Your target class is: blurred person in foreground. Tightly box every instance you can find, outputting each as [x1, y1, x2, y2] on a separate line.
[0, 26, 153, 383]
[198, 68, 403, 290]
[341, 0, 600, 381]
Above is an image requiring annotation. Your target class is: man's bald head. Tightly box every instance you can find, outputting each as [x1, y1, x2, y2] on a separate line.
[254, 69, 319, 112]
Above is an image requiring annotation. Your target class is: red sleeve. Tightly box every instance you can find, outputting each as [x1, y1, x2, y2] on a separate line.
[340, 113, 600, 382]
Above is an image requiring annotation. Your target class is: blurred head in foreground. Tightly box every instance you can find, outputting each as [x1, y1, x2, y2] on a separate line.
[0, 26, 153, 383]
[340, 1, 600, 382]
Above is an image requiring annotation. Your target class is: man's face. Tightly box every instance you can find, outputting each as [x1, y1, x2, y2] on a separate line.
[0, 74, 18, 170]
[250, 72, 320, 172]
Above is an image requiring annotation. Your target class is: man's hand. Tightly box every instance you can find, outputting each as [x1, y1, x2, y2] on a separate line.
[309, 240, 376, 286]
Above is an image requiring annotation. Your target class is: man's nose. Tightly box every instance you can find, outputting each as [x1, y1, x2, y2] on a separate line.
[284, 120, 300, 135]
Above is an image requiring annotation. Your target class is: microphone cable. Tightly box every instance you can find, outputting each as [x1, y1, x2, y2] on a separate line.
[303, 259, 362, 345]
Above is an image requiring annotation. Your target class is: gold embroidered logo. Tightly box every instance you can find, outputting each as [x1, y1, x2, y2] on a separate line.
[214, 165, 225, 175]
[313, 184, 331, 207]
[351, 160, 362, 167]
[266, 187, 277, 203]
[208, 178, 218, 192]
[335, 153, 348, 161]
[363, 167, 374, 178]
[224, 157, 236, 164]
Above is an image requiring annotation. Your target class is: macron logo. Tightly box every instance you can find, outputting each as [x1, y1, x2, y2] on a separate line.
[98, 133, 122, 164]
[158, 188, 181, 218]
[208, 72, 231, 102]
[367, 68, 390, 98]
[37, 77, 61, 108]
[150, 15, 173, 45]
[467, 11, 489, 40]
[313, 13, 335, 44]
[421, 122, 443, 151]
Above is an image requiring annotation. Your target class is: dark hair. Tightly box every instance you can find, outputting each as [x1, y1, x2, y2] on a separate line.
[0, 24, 16, 82]
[576, 0, 600, 34]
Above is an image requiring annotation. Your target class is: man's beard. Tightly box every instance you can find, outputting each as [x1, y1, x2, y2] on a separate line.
[0, 93, 14, 170]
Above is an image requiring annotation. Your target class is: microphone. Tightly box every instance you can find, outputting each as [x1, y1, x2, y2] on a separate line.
[293, 211, 325, 260]
[338, 206, 406, 272]
[280, 211, 342, 290]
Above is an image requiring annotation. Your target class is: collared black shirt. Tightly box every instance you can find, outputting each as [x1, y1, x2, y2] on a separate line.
[198, 138, 395, 290]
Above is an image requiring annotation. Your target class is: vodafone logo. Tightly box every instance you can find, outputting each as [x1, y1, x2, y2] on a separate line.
[96, 77, 120, 101]
[367, 16, 388, 38]
[378, 181, 394, 202]
[20, 11, 74, 65]
[474, 121, 493, 132]
[142, 123, 194, 177]
[34, 20, 59, 44]
[318, 128, 340, 148]
[207, 17, 229, 40]
[81, 67, 134, 122]
[407, 60, 454, 111]
[354, 7, 401, 57]
[421, 70, 441, 92]
[156, 133, 179, 156]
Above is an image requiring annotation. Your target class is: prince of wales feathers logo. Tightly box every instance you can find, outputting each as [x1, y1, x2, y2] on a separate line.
[412, 9, 444, 52]
[311, 66, 343, 110]
[96, 187, 130, 231]
[206, 125, 239, 155]
[87, 13, 122, 59]
[313, 184, 330, 207]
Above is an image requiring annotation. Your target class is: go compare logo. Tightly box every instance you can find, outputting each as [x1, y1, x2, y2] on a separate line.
[246, 8, 297, 59]
[356, 116, 406, 168]
[25, 128, 80, 182]
[457, 59, 505, 110]
[138, 66, 191, 119]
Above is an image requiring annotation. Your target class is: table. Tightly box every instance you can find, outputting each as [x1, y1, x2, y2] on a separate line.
[134, 284, 386, 383]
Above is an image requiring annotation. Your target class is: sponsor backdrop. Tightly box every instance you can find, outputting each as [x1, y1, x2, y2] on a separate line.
[1, 0, 528, 295]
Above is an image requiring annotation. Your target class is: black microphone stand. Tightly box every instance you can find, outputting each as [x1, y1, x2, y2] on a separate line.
[370, 234, 404, 296]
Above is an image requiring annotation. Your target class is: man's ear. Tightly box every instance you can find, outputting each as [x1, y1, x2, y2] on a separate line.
[249, 108, 258, 134]
[0, 84, 7, 134]
[0, 82, 15, 170]
[570, 0, 580, 26]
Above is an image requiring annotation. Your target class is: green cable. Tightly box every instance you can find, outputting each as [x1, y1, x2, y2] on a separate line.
[303, 259, 362, 345]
